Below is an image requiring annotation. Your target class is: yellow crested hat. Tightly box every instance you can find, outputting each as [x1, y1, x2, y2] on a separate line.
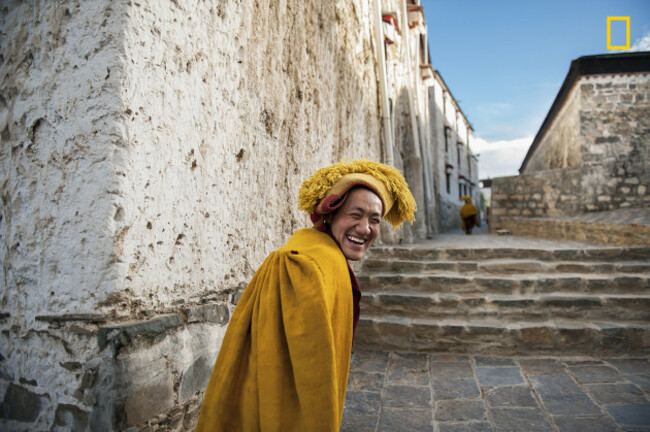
[298, 159, 416, 231]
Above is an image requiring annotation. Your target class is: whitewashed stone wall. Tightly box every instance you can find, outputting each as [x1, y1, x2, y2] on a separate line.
[379, 0, 444, 240]
[1, 2, 131, 429]
[0, 0, 390, 430]
[116, 0, 382, 314]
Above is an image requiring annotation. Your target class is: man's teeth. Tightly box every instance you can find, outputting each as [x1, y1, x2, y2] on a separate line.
[347, 235, 366, 245]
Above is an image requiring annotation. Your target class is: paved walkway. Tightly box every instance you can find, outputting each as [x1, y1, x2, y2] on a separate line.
[342, 350, 650, 432]
[385, 226, 626, 250]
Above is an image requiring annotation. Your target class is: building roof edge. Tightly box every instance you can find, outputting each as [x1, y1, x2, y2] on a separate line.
[519, 51, 650, 173]
[433, 70, 474, 132]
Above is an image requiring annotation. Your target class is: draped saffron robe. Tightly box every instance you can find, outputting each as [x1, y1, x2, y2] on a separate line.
[196, 228, 354, 432]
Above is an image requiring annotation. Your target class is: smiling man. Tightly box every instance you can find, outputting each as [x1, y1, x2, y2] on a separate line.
[327, 187, 382, 261]
[197, 160, 415, 432]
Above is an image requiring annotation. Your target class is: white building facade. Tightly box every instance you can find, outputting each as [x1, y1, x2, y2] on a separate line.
[428, 71, 480, 232]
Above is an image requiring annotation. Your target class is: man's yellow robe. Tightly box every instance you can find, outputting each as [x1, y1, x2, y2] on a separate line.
[196, 228, 354, 432]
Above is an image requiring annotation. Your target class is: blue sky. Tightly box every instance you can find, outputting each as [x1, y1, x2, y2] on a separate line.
[420, 0, 650, 178]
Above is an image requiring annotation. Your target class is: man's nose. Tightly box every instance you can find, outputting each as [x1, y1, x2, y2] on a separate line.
[357, 219, 371, 234]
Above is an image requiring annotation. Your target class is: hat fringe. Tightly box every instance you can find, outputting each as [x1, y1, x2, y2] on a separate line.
[298, 159, 416, 229]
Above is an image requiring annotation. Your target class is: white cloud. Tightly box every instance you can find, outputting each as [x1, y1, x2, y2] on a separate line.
[469, 135, 533, 179]
[629, 31, 650, 51]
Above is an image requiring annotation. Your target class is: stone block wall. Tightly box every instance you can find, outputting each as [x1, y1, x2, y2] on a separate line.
[0, 0, 397, 430]
[491, 168, 582, 227]
[579, 74, 650, 212]
[496, 217, 650, 246]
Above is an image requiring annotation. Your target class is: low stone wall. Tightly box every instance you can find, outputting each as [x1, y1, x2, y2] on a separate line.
[498, 217, 650, 247]
[490, 168, 582, 226]
[490, 168, 650, 246]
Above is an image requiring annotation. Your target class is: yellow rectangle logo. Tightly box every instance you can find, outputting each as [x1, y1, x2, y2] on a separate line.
[607, 16, 630, 49]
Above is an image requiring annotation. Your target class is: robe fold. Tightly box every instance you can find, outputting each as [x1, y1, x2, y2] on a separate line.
[196, 228, 354, 432]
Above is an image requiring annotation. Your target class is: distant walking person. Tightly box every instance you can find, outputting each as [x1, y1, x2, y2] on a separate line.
[460, 195, 480, 235]
[196, 159, 416, 432]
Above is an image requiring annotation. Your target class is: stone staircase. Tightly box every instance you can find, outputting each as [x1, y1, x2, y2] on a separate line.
[354, 243, 650, 355]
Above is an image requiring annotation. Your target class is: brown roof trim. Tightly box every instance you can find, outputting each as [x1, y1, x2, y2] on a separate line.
[519, 51, 650, 173]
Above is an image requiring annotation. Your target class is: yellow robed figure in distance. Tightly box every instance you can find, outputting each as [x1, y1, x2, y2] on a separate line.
[460, 195, 480, 235]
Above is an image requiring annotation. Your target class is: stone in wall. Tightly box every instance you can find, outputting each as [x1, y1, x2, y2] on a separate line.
[0, 383, 49, 423]
[53, 404, 90, 431]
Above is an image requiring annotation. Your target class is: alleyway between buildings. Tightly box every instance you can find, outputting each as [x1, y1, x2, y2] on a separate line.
[342, 231, 650, 431]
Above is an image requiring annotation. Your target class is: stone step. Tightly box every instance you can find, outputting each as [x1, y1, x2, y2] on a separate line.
[360, 292, 650, 321]
[357, 273, 650, 295]
[361, 258, 650, 275]
[366, 245, 650, 263]
[354, 316, 650, 355]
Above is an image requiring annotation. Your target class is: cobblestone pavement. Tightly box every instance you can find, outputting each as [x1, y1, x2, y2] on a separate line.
[342, 350, 650, 432]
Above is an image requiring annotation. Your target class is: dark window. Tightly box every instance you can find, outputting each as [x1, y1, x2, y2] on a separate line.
[444, 127, 450, 153]
[446, 172, 451, 194]
[419, 35, 427, 64]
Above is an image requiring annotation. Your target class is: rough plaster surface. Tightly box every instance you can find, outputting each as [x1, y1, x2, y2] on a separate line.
[1, 1, 127, 319]
[115, 0, 382, 313]
[1, 0, 384, 318]
[0, 1, 129, 430]
[1, 2, 129, 427]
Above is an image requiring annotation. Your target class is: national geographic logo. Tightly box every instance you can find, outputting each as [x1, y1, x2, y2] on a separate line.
[607, 16, 630, 49]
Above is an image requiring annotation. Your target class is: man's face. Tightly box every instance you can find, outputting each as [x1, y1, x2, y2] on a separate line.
[328, 187, 382, 261]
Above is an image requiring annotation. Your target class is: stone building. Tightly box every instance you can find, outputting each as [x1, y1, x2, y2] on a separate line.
[491, 51, 650, 245]
[428, 71, 479, 232]
[0, 0, 470, 430]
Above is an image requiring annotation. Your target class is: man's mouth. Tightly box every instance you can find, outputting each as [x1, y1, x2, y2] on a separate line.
[346, 234, 367, 245]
